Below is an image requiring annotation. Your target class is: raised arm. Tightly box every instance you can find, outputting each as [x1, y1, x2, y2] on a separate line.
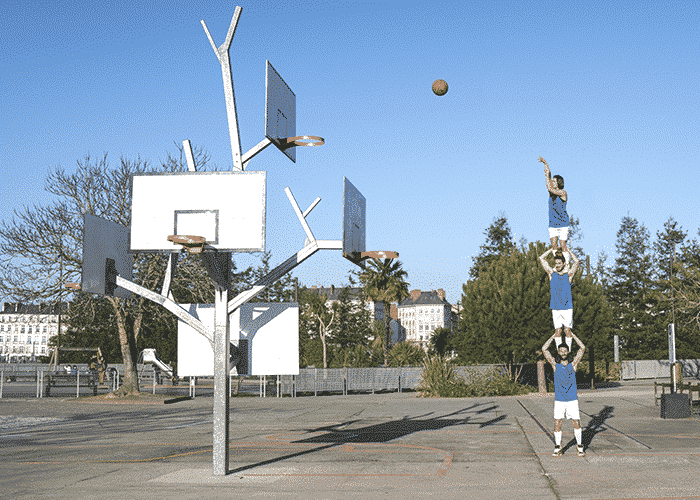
[541, 332, 557, 368]
[539, 156, 551, 187]
[570, 331, 586, 370]
[567, 249, 580, 282]
[538, 248, 554, 277]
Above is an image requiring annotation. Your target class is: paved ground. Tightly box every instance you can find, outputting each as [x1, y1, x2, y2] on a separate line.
[1, 380, 699, 499]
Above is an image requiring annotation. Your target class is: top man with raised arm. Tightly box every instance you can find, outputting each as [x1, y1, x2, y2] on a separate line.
[539, 156, 570, 261]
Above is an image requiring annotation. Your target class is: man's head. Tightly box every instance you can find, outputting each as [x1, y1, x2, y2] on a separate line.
[553, 175, 564, 189]
[554, 252, 566, 272]
[555, 342, 571, 363]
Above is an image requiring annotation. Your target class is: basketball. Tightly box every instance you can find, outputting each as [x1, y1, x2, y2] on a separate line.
[432, 79, 448, 96]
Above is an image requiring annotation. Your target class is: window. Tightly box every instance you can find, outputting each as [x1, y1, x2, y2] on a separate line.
[43, 326, 47, 333]
[21, 326, 25, 333]
[28, 326, 33, 333]
[0, 336, 3, 343]
[41, 347, 46, 354]
[42, 336, 46, 343]
[27, 336, 32, 344]
[14, 336, 18, 343]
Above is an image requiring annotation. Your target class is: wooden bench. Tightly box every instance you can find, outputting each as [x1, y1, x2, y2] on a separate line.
[46, 370, 98, 396]
[654, 381, 700, 407]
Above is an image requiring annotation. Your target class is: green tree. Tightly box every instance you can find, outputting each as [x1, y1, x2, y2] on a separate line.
[469, 212, 516, 280]
[606, 216, 659, 359]
[664, 232, 700, 359]
[428, 326, 453, 357]
[456, 242, 611, 365]
[355, 259, 410, 366]
[331, 286, 373, 351]
[388, 341, 426, 367]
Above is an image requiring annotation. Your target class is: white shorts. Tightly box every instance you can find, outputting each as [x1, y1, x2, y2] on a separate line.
[552, 309, 573, 329]
[549, 226, 569, 241]
[554, 400, 580, 420]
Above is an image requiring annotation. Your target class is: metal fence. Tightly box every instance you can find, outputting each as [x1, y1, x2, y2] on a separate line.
[4, 360, 700, 398]
[620, 359, 700, 380]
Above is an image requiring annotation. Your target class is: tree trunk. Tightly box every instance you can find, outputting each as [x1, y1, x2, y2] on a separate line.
[320, 323, 327, 369]
[108, 297, 140, 395]
[383, 301, 390, 366]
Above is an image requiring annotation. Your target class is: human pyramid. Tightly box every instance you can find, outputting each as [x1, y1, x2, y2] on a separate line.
[537, 156, 586, 458]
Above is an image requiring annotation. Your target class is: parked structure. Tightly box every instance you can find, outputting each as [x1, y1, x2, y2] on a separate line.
[0, 302, 68, 362]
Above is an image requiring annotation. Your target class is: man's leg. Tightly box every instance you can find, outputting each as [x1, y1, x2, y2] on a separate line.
[572, 418, 584, 454]
[563, 326, 573, 348]
[554, 419, 563, 454]
[550, 236, 559, 251]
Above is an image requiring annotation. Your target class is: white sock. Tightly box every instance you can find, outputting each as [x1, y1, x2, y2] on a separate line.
[564, 250, 570, 263]
[574, 428, 582, 445]
[566, 336, 572, 349]
[554, 431, 562, 446]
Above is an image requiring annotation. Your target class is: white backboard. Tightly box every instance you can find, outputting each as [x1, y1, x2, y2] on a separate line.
[130, 171, 266, 253]
[178, 303, 299, 377]
[82, 214, 133, 297]
[342, 177, 366, 259]
[265, 61, 296, 163]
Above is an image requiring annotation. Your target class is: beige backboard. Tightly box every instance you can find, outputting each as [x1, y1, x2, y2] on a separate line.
[129, 171, 266, 253]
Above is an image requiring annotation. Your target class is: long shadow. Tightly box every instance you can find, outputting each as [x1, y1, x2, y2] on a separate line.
[229, 401, 507, 474]
[562, 405, 614, 454]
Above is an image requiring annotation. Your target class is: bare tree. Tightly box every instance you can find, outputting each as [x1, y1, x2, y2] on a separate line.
[0, 143, 221, 395]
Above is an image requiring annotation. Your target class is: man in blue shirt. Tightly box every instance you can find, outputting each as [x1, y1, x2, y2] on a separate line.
[539, 248, 580, 349]
[542, 331, 586, 457]
[539, 156, 570, 261]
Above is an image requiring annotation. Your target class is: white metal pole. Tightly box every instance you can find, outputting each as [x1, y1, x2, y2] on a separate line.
[212, 269, 230, 476]
[76, 370, 80, 398]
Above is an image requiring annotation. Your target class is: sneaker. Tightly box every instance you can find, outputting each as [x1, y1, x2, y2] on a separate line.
[577, 445, 585, 457]
[552, 446, 562, 457]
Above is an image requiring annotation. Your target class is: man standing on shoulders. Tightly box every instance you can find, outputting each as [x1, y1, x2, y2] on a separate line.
[539, 156, 570, 261]
[542, 331, 586, 457]
[539, 247, 579, 347]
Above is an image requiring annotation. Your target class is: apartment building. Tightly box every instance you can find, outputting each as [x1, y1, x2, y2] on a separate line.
[0, 302, 68, 362]
[397, 289, 453, 351]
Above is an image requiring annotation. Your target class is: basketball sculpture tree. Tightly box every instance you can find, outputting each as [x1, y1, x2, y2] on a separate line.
[76, 6, 397, 478]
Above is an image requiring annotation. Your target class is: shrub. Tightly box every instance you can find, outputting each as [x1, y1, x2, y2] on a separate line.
[419, 356, 537, 397]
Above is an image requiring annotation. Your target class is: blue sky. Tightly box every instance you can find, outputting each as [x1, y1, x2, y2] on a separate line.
[2, 0, 699, 306]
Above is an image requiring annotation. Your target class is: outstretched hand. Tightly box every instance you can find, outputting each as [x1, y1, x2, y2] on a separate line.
[538, 156, 547, 165]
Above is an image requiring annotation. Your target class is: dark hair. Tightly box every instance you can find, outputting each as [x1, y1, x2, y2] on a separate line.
[553, 175, 564, 189]
[554, 342, 571, 363]
[554, 252, 565, 263]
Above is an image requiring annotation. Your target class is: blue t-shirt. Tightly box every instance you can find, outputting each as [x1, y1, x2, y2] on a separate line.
[550, 272, 572, 310]
[548, 195, 570, 228]
[554, 362, 577, 402]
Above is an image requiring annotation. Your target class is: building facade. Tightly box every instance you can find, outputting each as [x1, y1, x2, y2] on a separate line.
[397, 289, 453, 351]
[0, 302, 68, 362]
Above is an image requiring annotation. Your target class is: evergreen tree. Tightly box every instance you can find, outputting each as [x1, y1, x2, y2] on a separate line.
[664, 232, 700, 359]
[429, 327, 453, 357]
[606, 216, 658, 359]
[469, 212, 516, 280]
[456, 242, 611, 365]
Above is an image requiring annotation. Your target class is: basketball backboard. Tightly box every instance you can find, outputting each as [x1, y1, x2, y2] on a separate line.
[178, 302, 299, 377]
[342, 177, 366, 262]
[130, 171, 266, 253]
[82, 214, 133, 297]
[265, 60, 296, 163]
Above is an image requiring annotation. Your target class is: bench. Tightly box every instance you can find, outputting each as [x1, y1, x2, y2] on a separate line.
[654, 381, 700, 407]
[46, 371, 98, 396]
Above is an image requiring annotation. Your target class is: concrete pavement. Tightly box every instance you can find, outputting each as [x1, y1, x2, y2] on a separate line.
[1, 380, 698, 499]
